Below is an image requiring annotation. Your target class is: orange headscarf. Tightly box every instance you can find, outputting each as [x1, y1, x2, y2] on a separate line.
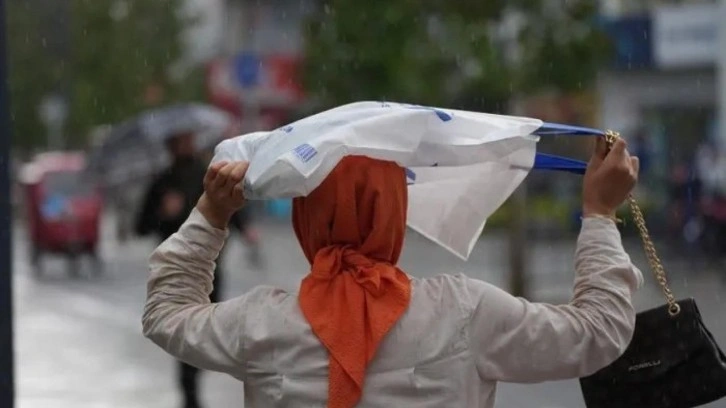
[293, 156, 412, 408]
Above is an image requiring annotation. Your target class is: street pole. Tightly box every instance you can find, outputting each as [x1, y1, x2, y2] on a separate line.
[718, 0, 726, 150]
[239, 0, 263, 132]
[37, 0, 70, 150]
[508, 186, 528, 297]
[0, 0, 15, 406]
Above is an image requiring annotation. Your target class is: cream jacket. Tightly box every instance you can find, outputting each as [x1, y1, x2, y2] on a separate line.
[143, 209, 643, 407]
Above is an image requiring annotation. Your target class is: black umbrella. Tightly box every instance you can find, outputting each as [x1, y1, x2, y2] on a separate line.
[90, 103, 233, 187]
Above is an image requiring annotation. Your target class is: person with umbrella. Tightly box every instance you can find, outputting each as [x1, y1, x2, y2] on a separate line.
[135, 130, 260, 408]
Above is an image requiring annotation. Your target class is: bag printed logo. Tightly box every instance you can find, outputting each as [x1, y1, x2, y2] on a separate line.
[293, 143, 318, 163]
[380, 101, 453, 122]
[627, 360, 662, 372]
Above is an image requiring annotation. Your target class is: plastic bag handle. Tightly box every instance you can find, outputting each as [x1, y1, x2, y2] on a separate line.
[533, 153, 587, 174]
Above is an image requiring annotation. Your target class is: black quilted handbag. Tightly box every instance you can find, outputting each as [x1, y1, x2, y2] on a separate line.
[579, 131, 726, 408]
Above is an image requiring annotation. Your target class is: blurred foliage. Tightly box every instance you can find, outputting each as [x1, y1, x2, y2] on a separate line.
[301, 0, 611, 113]
[7, 0, 206, 151]
[487, 195, 573, 230]
[487, 194, 660, 235]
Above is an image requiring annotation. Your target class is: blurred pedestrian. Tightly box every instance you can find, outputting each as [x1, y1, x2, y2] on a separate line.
[668, 161, 701, 246]
[135, 131, 257, 408]
[695, 141, 726, 258]
[143, 137, 643, 407]
[631, 130, 651, 177]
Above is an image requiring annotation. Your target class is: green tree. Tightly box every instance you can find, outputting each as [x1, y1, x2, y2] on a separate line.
[301, 0, 610, 113]
[7, 0, 205, 152]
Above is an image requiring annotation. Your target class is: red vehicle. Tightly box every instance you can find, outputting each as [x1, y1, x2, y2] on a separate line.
[20, 152, 103, 277]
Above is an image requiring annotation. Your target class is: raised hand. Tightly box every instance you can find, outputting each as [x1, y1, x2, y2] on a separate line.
[197, 161, 249, 229]
[583, 137, 640, 218]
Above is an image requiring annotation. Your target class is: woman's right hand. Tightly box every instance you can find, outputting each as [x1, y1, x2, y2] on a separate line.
[582, 137, 640, 218]
[197, 161, 249, 229]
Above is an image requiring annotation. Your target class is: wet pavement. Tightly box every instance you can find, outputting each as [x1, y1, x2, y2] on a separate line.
[13, 212, 726, 407]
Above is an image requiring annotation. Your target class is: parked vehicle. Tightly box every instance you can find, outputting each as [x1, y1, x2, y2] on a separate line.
[20, 152, 103, 277]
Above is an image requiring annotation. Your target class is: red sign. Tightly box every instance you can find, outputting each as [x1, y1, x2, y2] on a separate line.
[206, 54, 304, 115]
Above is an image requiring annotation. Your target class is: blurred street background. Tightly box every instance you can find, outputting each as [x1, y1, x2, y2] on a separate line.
[3, 0, 726, 407]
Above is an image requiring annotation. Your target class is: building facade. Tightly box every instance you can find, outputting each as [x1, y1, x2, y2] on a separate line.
[597, 0, 726, 209]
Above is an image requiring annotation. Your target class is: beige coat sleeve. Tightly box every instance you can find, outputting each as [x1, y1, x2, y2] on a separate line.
[468, 216, 644, 383]
[142, 208, 248, 381]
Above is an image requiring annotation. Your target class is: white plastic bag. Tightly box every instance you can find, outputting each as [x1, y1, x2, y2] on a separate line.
[213, 101, 543, 260]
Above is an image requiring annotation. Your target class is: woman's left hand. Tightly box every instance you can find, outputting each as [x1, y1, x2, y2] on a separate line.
[197, 161, 249, 229]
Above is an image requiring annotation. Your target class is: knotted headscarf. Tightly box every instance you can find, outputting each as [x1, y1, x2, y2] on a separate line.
[293, 156, 412, 408]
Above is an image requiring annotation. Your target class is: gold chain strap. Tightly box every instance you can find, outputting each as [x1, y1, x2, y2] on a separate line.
[603, 130, 680, 317]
